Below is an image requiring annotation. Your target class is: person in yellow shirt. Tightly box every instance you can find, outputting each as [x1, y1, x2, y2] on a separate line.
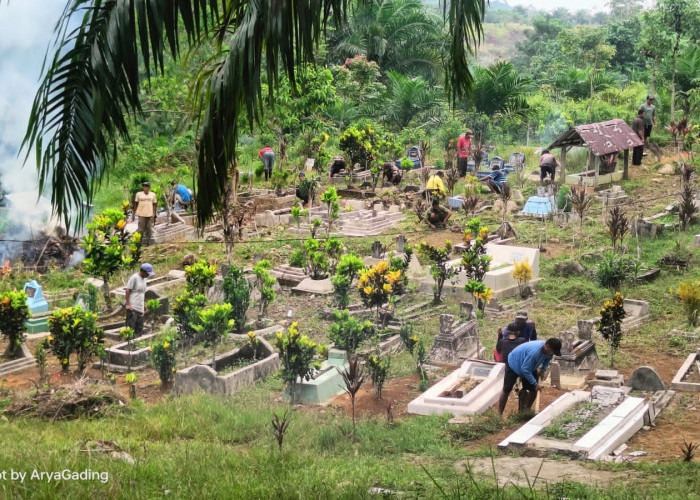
[426, 170, 446, 199]
[131, 181, 158, 246]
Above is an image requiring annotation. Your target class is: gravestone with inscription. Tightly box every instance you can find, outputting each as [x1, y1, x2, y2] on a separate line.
[427, 314, 483, 366]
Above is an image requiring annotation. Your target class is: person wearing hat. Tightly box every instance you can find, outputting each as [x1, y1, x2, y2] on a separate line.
[639, 95, 657, 143]
[501, 310, 537, 342]
[131, 181, 158, 246]
[456, 130, 473, 176]
[125, 263, 155, 337]
[169, 180, 192, 210]
[498, 337, 562, 416]
[295, 171, 310, 207]
[495, 326, 527, 364]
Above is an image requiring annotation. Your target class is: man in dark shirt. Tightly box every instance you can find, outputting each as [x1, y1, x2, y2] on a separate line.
[496, 327, 527, 364]
[639, 94, 656, 141]
[501, 310, 537, 341]
[631, 108, 645, 166]
[479, 164, 507, 194]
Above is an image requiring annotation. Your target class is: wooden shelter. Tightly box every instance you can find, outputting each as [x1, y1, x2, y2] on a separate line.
[547, 119, 644, 187]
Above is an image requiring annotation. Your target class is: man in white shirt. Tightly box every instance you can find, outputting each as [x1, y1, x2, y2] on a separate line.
[125, 263, 154, 337]
[131, 181, 158, 245]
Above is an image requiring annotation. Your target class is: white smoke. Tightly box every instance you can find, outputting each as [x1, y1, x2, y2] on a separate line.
[0, 1, 68, 260]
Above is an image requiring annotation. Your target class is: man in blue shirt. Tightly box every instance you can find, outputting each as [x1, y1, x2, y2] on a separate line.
[479, 164, 507, 194]
[497, 338, 562, 416]
[170, 180, 192, 210]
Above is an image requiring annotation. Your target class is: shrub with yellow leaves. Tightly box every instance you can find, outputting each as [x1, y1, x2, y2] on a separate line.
[672, 280, 700, 327]
[512, 259, 533, 298]
[46, 306, 103, 372]
[357, 260, 403, 317]
[150, 334, 177, 386]
[597, 292, 626, 368]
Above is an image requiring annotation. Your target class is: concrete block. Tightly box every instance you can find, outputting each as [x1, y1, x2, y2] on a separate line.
[671, 351, 700, 392]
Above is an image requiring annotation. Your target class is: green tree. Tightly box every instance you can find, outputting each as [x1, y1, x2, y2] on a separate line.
[81, 209, 142, 311]
[328, 309, 375, 353]
[23, 0, 487, 229]
[381, 72, 444, 130]
[46, 306, 104, 372]
[223, 265, 252, 333]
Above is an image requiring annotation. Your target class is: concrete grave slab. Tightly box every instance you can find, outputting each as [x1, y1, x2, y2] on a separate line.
[292, 277, 334, 295]
[0, 344, 35, 377]
[670, 350, 700, 392]
[407, 360, 505, 417]
[285, 349, 348, 404]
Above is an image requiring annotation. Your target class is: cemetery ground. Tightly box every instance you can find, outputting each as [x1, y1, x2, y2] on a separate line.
[2, 153, 700, 497]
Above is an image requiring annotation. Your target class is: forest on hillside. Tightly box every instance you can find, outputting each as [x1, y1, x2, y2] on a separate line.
[26, 0, 700, 216]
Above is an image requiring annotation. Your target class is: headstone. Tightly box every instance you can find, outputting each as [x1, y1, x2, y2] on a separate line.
[693, 235, 700, 248]
[578, 320, 595, 340]
[550, 361, 561, 389]
[628, 366, 665, 392]
[427, 318, 482, 366]
[23, 280, 49, 314]
[460, 302, 474, 319]
[371, 240, 385, 259]
[439, 314, 455, 335]
[396, 235, 406, 253]
[559, 331, 575, 355]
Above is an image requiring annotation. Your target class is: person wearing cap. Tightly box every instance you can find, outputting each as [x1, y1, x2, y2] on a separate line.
[125, 263, 155, 337]
[295, 171, 310, 207]
[258, 146, 275, 181]
[169, 180, 192, 210]
[638, 95, 657, 143]
[498, 337, 562, 416]
[501, 310, 537, 342]
[131, 181, 158, 246]
[456, 130, 473, 176]
[538, 149, 559, 186]
[495, 326, 527, 364]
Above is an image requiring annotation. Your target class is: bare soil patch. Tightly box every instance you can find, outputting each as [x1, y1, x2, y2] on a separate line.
[327, 374, 422, 420]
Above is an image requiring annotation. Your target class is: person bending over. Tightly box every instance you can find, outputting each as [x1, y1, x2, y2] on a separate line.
[426, 198, 451, 229]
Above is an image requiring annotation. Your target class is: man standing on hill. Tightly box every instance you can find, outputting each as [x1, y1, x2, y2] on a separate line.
[131, 181, 158, 246]
[639, 95, 657, 143]
[125, 263, 155, 337]
[258, 146, 275, 181]
[498, 338, 562, 416]
[456, 130, 473, 177]
[631, 108, 645, 166]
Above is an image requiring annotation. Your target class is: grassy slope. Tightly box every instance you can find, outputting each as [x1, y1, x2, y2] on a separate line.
[1, 384, 699, 499]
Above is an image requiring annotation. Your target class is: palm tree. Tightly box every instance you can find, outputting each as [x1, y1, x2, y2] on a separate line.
[551, 66, 619, 101]
[22, 0, 487, 229]
[470, 61, 533, 119]
[329, 0, 445, 82]
[381, 71, 443, 130]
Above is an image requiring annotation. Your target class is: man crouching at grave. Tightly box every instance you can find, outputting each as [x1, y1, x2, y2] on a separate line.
[426, 198, 452, 229]
[498, 337, 562, 417]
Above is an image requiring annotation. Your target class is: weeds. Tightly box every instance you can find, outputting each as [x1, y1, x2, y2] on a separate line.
[680, 440, 698, 462]
[606, 206, 629, 250]
[339, 356, 365, 439]
[271, 409, 293, 459]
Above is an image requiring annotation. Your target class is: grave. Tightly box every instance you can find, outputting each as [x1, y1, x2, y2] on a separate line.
[588, 369, 624, 388]
[419, 243, 540, 300]
[499, 385, 666, 461]
[285, 349, 348, 404]
[0, 344, 35, 377]
[174, 337, 280, 396]
[670, 350, 700, 392]
[427, 314, 483, 366]
[555, 324, 600, 376]
[406, 360, 505, 417]
[23, 280, 51, 334]
[288, 204, 404, 238]
[111, 270, 186, 300]
[292, 277, 334, 295]
[594, 185, 628, 207]
[97, 333, 157, 373]
[269, 264, 307, 287]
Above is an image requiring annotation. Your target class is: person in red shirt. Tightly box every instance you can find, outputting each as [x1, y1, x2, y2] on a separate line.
[456, 130, 473, 176]
[258, 146, 275, 181]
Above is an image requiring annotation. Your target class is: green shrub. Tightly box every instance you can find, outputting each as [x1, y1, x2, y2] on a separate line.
[557, 185, 572, 212]
[596, 252, 636, 289]
[328, 309, 374, 353]
[46, 306, 104, 372]
[0, 290, 30, 358]
[275, 322, 320, 402]
[185, 259, 216, 295]
[289, 248, 306, 268]
[366, 351, 391, 399]
[151, 335, 177, 385]
[223, 265, 252, 333]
